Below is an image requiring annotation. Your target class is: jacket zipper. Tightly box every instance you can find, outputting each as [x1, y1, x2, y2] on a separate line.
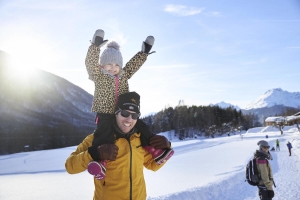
[115, 76, 119, 105]
[126, 136, 133, 200]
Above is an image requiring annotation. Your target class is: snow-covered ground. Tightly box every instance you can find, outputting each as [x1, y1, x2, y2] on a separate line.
[0, 126, 300, 200]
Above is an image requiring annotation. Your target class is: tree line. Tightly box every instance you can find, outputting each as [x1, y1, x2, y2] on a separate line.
[141, 100, 261, 140]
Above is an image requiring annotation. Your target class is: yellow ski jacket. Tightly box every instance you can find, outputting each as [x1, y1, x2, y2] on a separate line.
[65, 133, 167, 200]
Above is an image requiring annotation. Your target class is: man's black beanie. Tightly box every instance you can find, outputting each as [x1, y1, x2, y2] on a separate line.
[115, 92, 140, 114]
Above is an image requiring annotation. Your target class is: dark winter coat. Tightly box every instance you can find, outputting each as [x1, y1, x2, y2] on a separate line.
[254, 150, 274, 190]
[287, 142, 292, 149]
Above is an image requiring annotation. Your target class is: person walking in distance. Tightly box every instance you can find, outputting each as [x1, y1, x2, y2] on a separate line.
[287, 141, 293, 156]
[275, 139, 280, 151]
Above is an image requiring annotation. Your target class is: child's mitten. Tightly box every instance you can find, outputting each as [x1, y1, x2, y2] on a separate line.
[141, 36, 155, 54]
[92, 29, 108, 48]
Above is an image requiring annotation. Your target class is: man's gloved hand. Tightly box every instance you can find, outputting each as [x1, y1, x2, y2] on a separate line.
[267, 190, 274, 198]
[97, 144, 119, 161]
[150, 135, 170, 149]
[92, 29, 108, 48]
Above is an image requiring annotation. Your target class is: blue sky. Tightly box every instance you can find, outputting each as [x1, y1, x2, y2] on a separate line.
[1, 0, 300, 115]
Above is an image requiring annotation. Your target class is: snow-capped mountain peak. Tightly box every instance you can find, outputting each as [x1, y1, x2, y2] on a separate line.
[244, 88, 300, 110]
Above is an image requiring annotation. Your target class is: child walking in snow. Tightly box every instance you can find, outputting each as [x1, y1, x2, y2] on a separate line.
[85, 29, 174, 180]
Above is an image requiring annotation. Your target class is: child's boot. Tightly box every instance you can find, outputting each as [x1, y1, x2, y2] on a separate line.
[87, 160, 107, 180]
[145, 146, 174, 165]
[91, 29, 108, 48]
[141, 36, 155, 54]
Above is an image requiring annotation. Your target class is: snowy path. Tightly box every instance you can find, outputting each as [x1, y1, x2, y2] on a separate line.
[148, 137, 300, 200]
[0, 128, 299, 200]
[270, 138, 300, 200]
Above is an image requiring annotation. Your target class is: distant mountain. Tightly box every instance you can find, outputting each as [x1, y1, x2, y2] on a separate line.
[0, 50, 95, 154]
[241, 105, 295, 124]
[210, 101, 240, 110]
[240, 88, 300, 124]
[244, 88, 300, 110]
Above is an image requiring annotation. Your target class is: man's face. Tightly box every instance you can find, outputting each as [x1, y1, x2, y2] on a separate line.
[262, 146, 270, 153]
[116, 110, 138, 133]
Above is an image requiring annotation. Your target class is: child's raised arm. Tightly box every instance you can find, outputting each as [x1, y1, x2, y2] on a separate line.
[85, 29, 108, 81]
[123, 36, 155, 79]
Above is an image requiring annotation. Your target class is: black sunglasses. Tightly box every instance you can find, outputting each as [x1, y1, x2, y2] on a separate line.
[119, 110, 140, 120]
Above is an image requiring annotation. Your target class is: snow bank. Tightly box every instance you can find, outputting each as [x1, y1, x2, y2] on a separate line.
[246, 126, 298, 134]
[246, 127, 264, 133]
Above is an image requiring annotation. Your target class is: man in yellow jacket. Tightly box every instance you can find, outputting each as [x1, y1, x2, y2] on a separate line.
[65, 92, 172, 200]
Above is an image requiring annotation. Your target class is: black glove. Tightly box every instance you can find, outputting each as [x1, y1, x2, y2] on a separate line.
[92, 29, 108, 48]
[267, 190, 274, 198]
[150, 135, 170, 149]
[97, 144, 119, 161]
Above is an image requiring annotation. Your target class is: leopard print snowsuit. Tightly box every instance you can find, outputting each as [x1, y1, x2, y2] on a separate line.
[85, 45, 148, 114]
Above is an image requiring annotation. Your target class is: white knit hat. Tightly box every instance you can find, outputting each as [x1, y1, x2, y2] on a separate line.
[100, 41, 123, 69]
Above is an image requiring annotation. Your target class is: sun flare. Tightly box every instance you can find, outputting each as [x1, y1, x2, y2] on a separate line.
[2, 33, 60, 79]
